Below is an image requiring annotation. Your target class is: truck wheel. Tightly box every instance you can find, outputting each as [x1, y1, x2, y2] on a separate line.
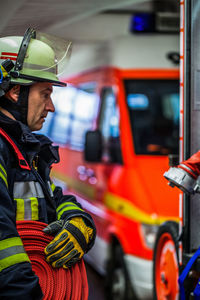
[153, 221, 179, 300]
[105, 243, 137, 300]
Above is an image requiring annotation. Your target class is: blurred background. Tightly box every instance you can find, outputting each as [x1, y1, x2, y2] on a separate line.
[1, 1, 181, 299]
[1, 0, 179, 77]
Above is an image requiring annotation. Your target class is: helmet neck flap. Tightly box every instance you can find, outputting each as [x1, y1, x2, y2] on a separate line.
[0, 85, 30, 124]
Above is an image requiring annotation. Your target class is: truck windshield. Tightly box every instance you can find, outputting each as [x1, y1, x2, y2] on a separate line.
[124, 79, 179, 155]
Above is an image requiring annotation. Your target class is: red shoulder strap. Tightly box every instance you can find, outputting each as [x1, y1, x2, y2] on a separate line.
[0, 128, 31, 170]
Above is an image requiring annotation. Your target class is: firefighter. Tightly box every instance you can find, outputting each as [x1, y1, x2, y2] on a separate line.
[0, 28, 96, 299]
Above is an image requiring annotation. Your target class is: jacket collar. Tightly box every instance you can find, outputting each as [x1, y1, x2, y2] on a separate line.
[0, 112, 53, 151]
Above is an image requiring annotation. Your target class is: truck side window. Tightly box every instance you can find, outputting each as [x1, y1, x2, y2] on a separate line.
[99, 88, 122, 164]
[68, 87, 99, 149]
[124, 79, 179, 155]
[39, 86, 76, 143]
[39, 84, 99, 150]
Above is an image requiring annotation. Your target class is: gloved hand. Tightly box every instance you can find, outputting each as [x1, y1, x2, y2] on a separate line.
[43, 217, 94, 269]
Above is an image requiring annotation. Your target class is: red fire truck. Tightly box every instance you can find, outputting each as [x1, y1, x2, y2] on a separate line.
[40, 25, 180, 299]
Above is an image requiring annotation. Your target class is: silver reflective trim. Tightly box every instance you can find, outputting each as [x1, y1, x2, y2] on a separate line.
[0, 245, 25, 260]
[47, 181, 54, 197]
[23, 62, 56, 73]
[13, 181, 44, 198]
[24, 199, 32, 220]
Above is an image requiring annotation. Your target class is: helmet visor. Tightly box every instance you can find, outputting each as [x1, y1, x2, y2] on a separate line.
[34, 30, 72, 76]
[13, 28, 72, 85]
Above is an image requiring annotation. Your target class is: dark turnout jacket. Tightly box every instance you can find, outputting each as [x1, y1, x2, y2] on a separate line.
[0, 112, 95, 299]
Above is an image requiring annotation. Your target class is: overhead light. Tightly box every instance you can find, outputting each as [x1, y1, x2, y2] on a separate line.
[130, 12, 179, 34]
[130, 13, 155, 33]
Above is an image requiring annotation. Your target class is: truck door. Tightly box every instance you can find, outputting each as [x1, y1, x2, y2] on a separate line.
[87, 85, 121, 226]
[83, 86, 122, 274]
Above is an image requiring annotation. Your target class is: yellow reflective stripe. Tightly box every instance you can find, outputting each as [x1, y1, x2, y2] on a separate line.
[15, 198, 39, 221]
[51, 182, 56, 192]
[15, 198, 24, 220]
[30, 197, 39, 220]
[0, 171, 7, 187]
[0, 238, 30, 271]
[57, 206, 83, 220]
[0, 164, 7, 187]
[0, 253, 30, 272]
[0, 163, 6, 177]
[56, 201, 79, 213]
[0, 237, 23, 250]
[105, 192, 179, 225]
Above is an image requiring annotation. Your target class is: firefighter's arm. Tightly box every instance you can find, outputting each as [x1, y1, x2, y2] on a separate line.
[0, 140, 43, 299]
[44, 184, 96, 268]
[164, 150, 200, 194]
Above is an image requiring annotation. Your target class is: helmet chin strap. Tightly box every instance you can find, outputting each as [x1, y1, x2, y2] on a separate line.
[0, 85, 30, 125]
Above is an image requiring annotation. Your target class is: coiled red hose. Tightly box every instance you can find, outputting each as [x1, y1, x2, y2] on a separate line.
[16, 220, 89, 300]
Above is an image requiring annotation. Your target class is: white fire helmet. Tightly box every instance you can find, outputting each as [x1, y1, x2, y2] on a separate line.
[0, 28, 72, 87]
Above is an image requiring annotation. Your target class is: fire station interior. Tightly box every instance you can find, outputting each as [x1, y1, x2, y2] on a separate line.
[2, 0, 200, 300]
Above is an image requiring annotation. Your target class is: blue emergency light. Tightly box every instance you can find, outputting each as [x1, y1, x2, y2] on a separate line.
[130, 13, 155, 33]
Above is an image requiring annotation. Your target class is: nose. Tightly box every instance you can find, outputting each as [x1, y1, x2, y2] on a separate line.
[46, 97, 55, 113]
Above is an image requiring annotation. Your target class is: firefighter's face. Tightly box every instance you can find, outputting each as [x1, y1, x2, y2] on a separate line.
[27, 82, 55, 131]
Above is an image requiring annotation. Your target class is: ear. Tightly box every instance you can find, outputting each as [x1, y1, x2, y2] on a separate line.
[5, 85, 20, 102]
